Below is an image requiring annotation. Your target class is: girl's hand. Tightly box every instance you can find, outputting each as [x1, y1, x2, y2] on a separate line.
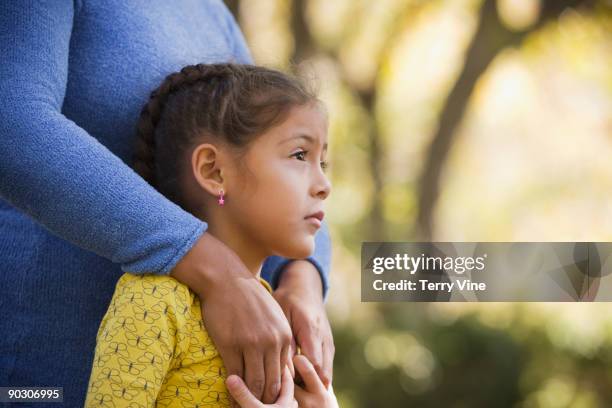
[293, 355, 339, 408]
[170, 232, 292, 406]
[226, 366, 297, 408]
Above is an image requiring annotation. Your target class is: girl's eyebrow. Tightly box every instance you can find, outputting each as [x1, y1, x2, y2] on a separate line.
[280, 133, 328, 150]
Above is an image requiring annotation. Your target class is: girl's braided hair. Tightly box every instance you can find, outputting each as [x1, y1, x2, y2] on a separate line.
[132, 63, 317, 210]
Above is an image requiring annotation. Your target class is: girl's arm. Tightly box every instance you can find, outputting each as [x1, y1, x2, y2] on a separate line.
[0, 1, 206, 275]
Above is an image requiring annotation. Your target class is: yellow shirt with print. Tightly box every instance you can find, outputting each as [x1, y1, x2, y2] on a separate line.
[85, 273, 273, 408]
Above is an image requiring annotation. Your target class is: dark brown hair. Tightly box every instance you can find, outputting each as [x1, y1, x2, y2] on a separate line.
[132, 63, 318, 210]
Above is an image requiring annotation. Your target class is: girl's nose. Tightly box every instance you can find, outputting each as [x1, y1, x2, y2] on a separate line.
[312, 169, 331, 200]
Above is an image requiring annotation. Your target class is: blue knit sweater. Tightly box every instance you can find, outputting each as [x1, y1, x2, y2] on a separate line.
[0, 1, 331, 406]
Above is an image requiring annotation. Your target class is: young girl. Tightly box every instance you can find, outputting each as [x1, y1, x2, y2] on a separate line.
[84, 63, 336, 407]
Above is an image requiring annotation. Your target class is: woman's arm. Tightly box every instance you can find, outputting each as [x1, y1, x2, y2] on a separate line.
[0, 1, 206, 275]
[272, 259, 335, 390]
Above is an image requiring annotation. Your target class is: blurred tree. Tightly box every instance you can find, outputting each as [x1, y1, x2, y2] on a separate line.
[416, 0, 593, 240]
[288, 0, 426, 241]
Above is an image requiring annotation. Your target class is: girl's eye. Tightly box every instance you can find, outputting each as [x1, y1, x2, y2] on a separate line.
[291, 150, 307, 161]
[291, 150, 329, 171]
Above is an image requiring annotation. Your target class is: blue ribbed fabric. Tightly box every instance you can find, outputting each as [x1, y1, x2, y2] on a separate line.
[0, 1, 331, 406]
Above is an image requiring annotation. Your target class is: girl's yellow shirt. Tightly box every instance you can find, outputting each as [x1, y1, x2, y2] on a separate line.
[85, 273, 273, 408]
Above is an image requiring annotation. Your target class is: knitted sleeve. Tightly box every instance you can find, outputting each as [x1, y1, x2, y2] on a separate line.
[0, 1, 207, 275]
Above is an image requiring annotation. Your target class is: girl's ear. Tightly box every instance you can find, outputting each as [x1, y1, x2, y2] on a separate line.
[191, 143, 225, 196]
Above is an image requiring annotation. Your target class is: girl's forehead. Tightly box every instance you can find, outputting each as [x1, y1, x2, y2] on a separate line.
[246, 103, 328, 153]
[273, 104, 328, 142]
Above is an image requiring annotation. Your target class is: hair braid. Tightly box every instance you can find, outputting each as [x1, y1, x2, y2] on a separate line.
[132, 64, 235, 187]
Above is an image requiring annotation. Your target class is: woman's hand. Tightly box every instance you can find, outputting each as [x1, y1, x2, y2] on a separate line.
[226, 366, 297, 408]
[273, 260, 335, 388]
[170, 232, 292, 406]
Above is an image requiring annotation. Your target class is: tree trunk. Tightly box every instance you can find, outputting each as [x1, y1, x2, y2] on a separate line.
[416, 0, 587, 240]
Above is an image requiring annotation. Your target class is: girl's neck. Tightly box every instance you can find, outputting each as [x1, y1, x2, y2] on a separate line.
[204, 218, 267, 278]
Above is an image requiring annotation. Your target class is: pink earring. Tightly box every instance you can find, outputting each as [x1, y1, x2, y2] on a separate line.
[218, 189, 225, 206]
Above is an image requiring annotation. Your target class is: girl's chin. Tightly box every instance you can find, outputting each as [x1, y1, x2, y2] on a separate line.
[277, 237, 315, 260]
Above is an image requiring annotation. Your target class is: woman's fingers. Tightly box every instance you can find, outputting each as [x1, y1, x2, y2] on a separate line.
[262, 347, 281, 403]
[293, 354, 325, 394]
[222, 350, 245, 408]
[223, 350, 244, 379]
[321, 338, 335, 388]
[281, 343, 292, 380]
[226, 374, 262, 408]
[287, 337, 297, 378]
[244, 348, 266, 401]
[298, 330, 324, 383]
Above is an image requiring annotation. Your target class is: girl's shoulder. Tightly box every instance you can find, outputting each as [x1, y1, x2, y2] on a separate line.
[113, 272, 196, 310]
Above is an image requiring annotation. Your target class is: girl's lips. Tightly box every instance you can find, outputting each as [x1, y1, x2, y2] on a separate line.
[304, 211, 324, 229]
[305, 216, 322, 229]
[305, 211, 325, 222]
